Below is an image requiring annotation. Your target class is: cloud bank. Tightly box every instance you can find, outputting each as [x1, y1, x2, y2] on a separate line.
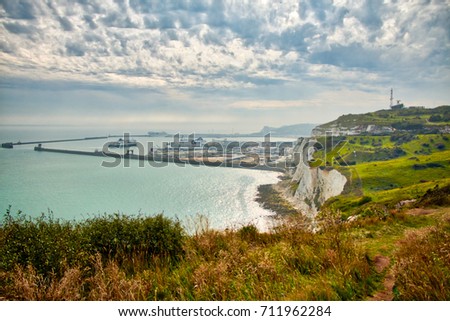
[0, 0, 449, 131]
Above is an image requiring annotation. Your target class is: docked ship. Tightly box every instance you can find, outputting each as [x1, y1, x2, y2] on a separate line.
[107, 138, 137, 148]
[148, 131, 169, 137]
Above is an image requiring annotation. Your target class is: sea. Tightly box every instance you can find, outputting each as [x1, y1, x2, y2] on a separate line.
[0, 126, 296, 231]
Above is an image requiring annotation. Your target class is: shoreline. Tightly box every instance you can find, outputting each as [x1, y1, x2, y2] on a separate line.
[255, 180, 303, 218]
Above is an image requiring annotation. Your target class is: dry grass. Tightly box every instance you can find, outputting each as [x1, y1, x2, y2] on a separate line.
[1, 209, 448, 301]
[4, 255, 157, 301]
[0, 214, 377, 301]
[5, 265, 84, 300]
[86, 254, 150, 300]
[393, 218, 450, 300]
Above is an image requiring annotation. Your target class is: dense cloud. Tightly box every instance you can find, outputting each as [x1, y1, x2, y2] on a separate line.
[0, 0, 37, 20]
[0, 0, 449, 130]
[1, 0, 448, 89]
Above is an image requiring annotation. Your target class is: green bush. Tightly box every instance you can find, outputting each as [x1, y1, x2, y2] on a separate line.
[0, 209, 83, 278]
[415, 184, 450, 207]
[238, 225, 259, 242]
[428, 115, 442, 122]
[412, 162, 444, 170]
[357, 196, 372, 206]
[0, 211, 185, 279]
[359, 204, 390, 220]
[80, 213, 185, 264]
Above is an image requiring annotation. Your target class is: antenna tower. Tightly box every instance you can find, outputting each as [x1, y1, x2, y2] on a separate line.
[390, 88, 394, 108]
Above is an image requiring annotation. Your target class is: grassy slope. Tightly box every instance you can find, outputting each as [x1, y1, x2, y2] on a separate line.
[1, 204, 448, 301]
[322, 134, 450, 213]
[356, 150, 450, 194]
[315, 131, 450, 300]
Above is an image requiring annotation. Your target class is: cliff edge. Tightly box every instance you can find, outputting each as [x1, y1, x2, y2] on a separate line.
[290, 138, 347, 217]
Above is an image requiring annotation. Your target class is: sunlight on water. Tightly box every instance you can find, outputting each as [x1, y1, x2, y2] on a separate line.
[0, 127, 284, 231]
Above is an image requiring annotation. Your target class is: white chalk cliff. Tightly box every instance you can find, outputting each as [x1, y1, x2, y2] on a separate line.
[291, 138, 347, 217]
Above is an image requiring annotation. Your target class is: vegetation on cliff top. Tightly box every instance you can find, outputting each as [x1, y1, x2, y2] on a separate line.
[315, 133, 450, 218]
[314, 105, 450, 132]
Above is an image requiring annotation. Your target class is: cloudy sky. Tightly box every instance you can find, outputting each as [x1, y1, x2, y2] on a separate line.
[0, 0, 449, 133]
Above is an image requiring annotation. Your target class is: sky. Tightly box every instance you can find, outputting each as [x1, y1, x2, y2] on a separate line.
[0, 0, 449, 134]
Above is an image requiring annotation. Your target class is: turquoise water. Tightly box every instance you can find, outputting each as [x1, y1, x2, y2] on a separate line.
[0, 127, 285, 231]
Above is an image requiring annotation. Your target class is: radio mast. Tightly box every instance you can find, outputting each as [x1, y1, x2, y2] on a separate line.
[390, 88, 394, 108]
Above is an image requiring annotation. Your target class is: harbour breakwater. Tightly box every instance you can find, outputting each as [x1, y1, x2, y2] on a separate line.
[33, 145, 285, 172]
[2, 136, 108, 149]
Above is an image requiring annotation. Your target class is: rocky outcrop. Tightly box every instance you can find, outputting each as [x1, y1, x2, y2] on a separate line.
[290, 138, 347, 217]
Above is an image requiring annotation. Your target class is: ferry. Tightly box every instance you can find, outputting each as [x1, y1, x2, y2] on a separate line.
[107, 138, 137, 148]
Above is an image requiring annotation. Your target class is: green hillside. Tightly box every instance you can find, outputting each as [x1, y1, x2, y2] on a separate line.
[314, 105, 450, 134]
[308, 107, 450, 268]
[314, 133, 450, 216]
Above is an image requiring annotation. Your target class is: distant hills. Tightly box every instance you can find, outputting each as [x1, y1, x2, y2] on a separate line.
[312, 105, 450, 136]
[249, 123, 318, 137]
[249, 105, 450, 138]
[154, 124, 317, 138]
[195, 123, 317, 138]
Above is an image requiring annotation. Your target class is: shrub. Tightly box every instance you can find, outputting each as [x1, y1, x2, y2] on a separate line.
[0, 211, 185, 280]
[80, 214, 185, 265]
[392, 123, 424, 131]
[390, 132, 416, 144]
[428, 115, 442, 122]
[0, 209, 83, 278]
[238, 225, 259, 243]
[436, 143, 445, 150]
[412, 162, 444, 170]
[358, 204, 390, 220]
[357, 196, 372, 206]
[415, 184, 450, 207]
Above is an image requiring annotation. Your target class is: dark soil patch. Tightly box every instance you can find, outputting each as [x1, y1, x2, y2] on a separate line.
[255, 184, 300, 216]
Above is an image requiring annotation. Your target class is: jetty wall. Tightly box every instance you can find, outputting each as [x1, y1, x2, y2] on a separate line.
[2, 136, 108, 149]
[34, 146, 285, 172]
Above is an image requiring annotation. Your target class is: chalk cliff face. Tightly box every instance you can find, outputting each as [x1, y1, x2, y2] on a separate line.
[291, 138, 347, 217]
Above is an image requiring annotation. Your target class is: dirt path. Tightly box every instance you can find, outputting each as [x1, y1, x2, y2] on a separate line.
[368, 207, 449, 300]
[368, 255, 395, 301]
